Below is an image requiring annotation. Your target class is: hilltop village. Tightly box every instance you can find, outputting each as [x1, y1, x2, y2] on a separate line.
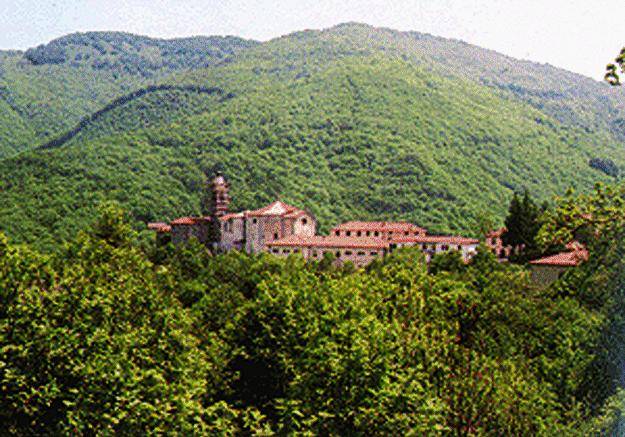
[148, 174, 586, 280]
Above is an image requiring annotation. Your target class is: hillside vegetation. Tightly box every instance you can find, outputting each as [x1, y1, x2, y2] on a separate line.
[1, 24, 625, 250]
[0, 33, 256, 157]
[2, 189, 625, 434]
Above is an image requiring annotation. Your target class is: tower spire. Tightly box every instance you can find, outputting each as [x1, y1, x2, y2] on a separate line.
[210, 172, 230, 217]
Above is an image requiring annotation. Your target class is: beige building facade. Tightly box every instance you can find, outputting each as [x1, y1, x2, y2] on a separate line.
[266, 235, 390, 267]
[392, 235, 479, 263]
[149, 174, 317, 254]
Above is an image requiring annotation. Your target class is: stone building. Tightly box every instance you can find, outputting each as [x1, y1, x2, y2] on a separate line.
[266, 235, 390, 267]
[242, 201, 316, 254]
[331, 221, 426, 240]
[149, 173, 481, 267]
[484, 227, 525, 261]
[529, 242, 588, 287]
[148, 173, 316, 253]
[391, 235, 480, 263]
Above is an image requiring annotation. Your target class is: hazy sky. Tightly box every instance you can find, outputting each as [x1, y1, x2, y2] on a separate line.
[1, 0, 622, 79]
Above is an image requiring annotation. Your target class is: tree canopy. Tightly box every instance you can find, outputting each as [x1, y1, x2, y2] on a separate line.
[0, 196, 624, 433]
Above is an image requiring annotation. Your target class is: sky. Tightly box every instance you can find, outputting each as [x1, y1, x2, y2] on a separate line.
[0, 0, 622, 80]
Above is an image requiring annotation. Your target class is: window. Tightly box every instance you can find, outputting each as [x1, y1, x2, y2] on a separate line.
[294, 249, 300, 253]
[335, 251, 341, 257]
[274, 233, 279, 240]
[345, 251, 352, 256]
[357, 231, 362, 237]
[335, 230, 340, 236]
[404, 231, 409, 236]
[422, 244, 427, 250]
[374, 231, 379, 237]
[283, 249, 291, 254]
[346, 231, 351, 236]
[442, 245, 449, 251]
[358, 251, 366, 256]
[312, 251, 318, 257]
[366, 231, 370, 236]
[252, 218, 257, 224]
[302, 218, 308, 225]
[457, 245, 462, 250]
[272, 248, 279, 254]
[370, 251, 378, 256]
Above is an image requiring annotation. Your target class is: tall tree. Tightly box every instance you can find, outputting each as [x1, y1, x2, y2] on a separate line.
[502, 189, 542, 262]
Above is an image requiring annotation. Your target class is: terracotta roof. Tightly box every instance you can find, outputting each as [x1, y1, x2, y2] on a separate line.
[332, 221, 427, 233]
[219, 212, 246, 221]
[267, 235, 390, 250]
[246, 200, 306, 218]
[530, 250, 589, 267]
[147, 222, 172, 233]
[170, 216, 211, 226]
[392, 235, 479, 245]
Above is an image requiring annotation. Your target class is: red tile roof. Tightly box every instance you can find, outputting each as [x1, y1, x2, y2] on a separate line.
[219, 212, 245, 221]
[147, 222, 172, 233]
[530, 249, 588, 267]
[267, 235, 390, 250]
[170, 216, 211, 226]
[331, 221, 427, 234]
[246, 200, 307, 218]
[392, 235, 479, 245]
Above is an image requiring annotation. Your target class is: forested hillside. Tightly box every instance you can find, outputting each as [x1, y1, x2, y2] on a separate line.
[2, 186, 625, 434]
[0, 32, 256, 157]
[1, 23, 625, 250]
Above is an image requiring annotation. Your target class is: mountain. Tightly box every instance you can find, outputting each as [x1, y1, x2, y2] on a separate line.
[0, 32, 258, 158]
[1, 23, 624, 250]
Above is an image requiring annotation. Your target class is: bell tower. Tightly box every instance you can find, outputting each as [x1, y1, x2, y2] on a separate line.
[209, 172, 230, 217]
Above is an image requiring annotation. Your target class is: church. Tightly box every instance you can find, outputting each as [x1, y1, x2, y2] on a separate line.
[148, 173, 480, 265]
[148, 173, 317, 253]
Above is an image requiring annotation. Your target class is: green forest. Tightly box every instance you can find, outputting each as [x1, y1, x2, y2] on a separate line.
[2, 184, 625, 434]
[1, 24, 625, 251]
[3, 23, 625, 434]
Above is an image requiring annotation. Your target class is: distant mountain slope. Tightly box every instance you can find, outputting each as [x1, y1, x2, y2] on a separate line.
[0, 33, 257, 157]
[38, 85, 231, 150]
[1, 34, 623, 250]
[23, 32, 257, 75]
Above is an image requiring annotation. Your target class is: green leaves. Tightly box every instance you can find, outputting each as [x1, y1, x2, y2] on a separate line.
[2, 193, 625, 433]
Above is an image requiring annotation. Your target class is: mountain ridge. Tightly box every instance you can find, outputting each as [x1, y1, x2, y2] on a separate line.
[0, 23, 624, 250]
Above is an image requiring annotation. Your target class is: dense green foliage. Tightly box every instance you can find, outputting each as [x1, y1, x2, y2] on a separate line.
[0, 33, 256, 157]
[1, 193, 625, 434]
[2, 25, 625, 250]
[502, 190, 550, 262]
